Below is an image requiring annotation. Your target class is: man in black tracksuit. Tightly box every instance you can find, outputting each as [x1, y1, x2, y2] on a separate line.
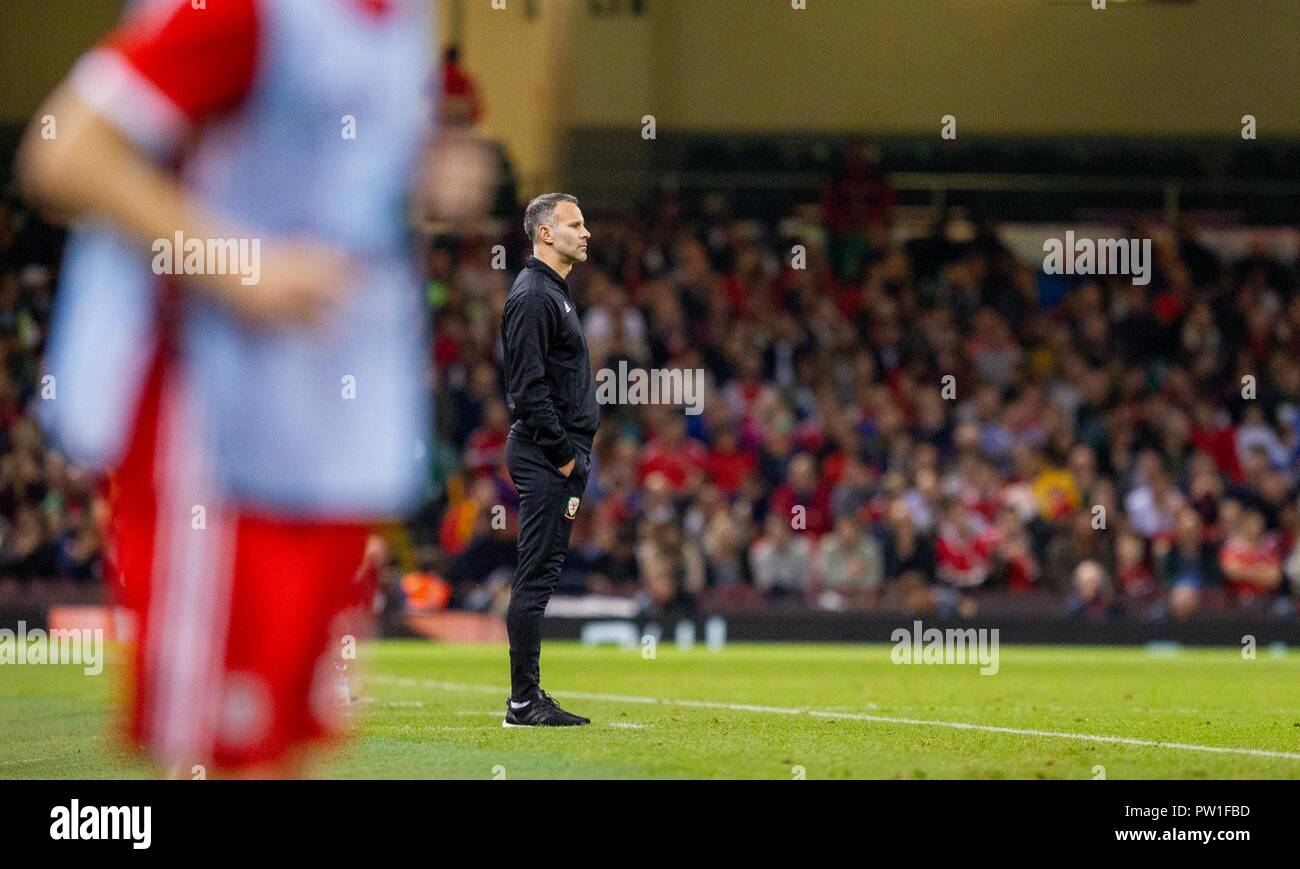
[499, 193, 598, 727]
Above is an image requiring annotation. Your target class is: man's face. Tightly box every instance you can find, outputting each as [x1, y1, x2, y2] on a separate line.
[543, 201, 590, 264]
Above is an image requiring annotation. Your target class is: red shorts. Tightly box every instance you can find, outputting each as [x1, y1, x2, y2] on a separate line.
[110, 350, 372, 772]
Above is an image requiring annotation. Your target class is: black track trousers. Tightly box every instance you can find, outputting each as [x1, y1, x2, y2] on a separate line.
[505, 433, 591, 700]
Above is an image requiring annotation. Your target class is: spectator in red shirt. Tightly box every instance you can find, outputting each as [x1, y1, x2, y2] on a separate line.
[1190, 399, 1242, 481]
[463, 400, 510, 478]
[1218, 508, 1283, 600]
[639, 414, 706, 492]
[992, 505, 1039, 592]
[703, 427, 756, 498]
[935, 497, 995, 589]
[767, 453, 832, 537]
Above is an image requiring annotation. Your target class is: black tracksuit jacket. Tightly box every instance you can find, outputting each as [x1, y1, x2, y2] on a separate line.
[500, 256, 600, 467]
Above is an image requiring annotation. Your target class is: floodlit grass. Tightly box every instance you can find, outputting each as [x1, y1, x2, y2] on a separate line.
[3, 641, 1298, 779]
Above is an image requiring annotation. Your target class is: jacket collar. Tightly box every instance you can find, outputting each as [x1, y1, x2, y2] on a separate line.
[526, 255, 571, 296]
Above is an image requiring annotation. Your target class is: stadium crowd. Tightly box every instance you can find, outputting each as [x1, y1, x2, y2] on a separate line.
[0, 204, 102, 594]
[2, 150, 1300, 621]
[424, 160, 1300, 622]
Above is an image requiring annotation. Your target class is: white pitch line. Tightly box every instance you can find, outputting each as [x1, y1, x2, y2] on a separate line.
[369, 675, 1300, 762]
[0, 754, 72, 769]
[802, 711, 1300, 760]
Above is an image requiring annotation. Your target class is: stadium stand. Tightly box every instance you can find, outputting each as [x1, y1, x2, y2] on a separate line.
[2, 141, 1298, 633]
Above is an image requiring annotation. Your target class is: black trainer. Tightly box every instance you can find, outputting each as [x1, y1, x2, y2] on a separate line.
[502, 689, 591, 727]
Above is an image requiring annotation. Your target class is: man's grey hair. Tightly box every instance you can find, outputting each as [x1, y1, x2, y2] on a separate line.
[524, 193, 579, 243]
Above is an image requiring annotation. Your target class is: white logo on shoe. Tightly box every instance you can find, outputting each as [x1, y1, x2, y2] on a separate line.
[509, 699, 531, 710]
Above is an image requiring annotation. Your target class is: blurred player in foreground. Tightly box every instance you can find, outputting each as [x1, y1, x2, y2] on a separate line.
[16, 0, 442, 778]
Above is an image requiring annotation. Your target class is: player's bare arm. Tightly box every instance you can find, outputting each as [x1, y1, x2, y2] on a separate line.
[17, 85, 355, 328]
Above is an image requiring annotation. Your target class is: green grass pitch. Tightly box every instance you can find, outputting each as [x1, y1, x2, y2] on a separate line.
[2, 641, 1298, 779]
